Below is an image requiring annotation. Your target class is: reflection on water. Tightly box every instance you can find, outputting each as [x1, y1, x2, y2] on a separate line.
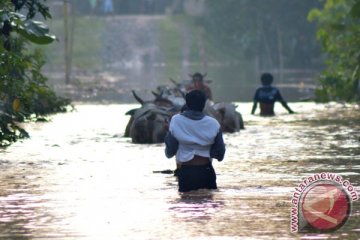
[0, 103, 359, 239]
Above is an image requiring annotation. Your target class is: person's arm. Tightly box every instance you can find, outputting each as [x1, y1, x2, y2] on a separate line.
[251, 101, 257, 115]
[276, 90, 294, 114]
[251, 89, 259, 114]
[164, 131, 178, 158]
[206, 85, 213, 100]
[210, 130, 226, 161]
[280, 100, 294, 114]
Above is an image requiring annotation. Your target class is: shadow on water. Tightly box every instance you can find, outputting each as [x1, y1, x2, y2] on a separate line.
[0, 102, 359, 239]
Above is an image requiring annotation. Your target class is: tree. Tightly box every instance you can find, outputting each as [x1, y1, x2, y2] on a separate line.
[0, 0, 55, 48]
[0, 0, 69, 146]
[308, 0, 360, 101]
[200, 0, 323, 71]
[63, 0, 76, 84]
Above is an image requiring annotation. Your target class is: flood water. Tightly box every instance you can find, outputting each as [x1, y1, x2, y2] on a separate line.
[0, 102, 359, 239]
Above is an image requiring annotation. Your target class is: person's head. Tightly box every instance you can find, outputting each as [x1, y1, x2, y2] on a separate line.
[185, 90, 206, 112]
[260, 73, 273, 86]
[192, 72, 204, 83]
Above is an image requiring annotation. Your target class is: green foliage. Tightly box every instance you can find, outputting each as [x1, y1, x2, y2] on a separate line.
[309, 0, 360, 102]
[0, 112, 30, 147]
[1, 39, 70, 114]
[0, 1, 55, 47]
[350, 0, 360, 17]
[0, 0, 70, 146]
[15, 17, 56, 44]
[315, 71, 359, 102]
[8, 0, 51, 19]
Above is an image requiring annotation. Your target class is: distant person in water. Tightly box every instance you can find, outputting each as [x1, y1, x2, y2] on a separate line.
[164, 90, 225, 192]
[186, 72, 213, 100]
[89, 0, 97, 12]
[251, 73, 294, 116]
[103, 0, 113, 14]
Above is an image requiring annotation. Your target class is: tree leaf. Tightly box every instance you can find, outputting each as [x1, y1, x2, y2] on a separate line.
[15, 19, 56, 44]
[350, 0, 360, 18]
[12, 98, 21, 112]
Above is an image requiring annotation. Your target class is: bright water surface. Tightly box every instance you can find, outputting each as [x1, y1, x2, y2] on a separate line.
[0, 102, 359, 240]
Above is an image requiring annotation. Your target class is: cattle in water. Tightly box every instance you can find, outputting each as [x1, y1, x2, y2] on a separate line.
[213, 102, 245, 132]
[125, 91, 173, 143]
[125, 78, 245, 143]
[127, 104, 170, 143]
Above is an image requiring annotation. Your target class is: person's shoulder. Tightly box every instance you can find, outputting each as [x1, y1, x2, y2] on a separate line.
[254, 87, 262, 95]
[170, 113, 183, 122]
[267, 85, 278, 90]
[203, 83, 211, 89]
[271, 86, 281, 93]
[203, 115, 220, 127]
[169, 114, 184, 130]
[259, 85, 278, 91]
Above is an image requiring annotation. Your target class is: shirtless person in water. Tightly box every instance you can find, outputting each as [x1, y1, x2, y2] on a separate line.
[186, 73, 213, 100]
[251, 73, 294, 116]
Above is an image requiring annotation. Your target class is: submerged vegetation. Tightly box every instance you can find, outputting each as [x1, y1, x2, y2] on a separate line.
[0, 0, 71, 147]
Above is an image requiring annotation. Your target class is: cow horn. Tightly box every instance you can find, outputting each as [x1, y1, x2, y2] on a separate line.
[202, 73, 207, 78]
[169, 78, 178, 86]
[151, 91, 160, 98]
[132, 90, 144, 105]
[159, 89, 164, 97]
[125, 108, 138, 116]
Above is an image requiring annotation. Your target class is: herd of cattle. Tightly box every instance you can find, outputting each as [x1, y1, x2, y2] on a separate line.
[124, 81, 244, 143]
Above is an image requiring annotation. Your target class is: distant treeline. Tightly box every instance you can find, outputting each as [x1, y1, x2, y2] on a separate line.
[72, 0, 180, 15]
[199, 0, 324, 70]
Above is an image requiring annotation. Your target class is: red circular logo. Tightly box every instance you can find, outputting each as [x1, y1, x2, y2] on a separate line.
[301, 183, 350, 231]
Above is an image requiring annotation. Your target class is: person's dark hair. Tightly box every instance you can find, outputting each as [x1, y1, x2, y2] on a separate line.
[185, 90, 206, 112]
[192, 72, 203, 81]
[260, 73, 273, 86]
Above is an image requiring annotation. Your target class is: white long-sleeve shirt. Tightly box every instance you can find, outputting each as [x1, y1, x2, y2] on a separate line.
[168, 112, 221, 163]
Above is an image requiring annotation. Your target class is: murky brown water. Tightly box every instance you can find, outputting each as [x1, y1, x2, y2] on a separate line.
[0, 102, 359, 239]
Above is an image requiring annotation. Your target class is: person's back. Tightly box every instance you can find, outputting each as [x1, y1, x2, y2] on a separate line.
[165, 90, 225, 192]
[170, 113, 220, 161]
[251, 73, 294, 116]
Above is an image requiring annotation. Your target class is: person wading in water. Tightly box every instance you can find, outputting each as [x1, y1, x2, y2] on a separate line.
[186, 73, 213, 100]
[251, 73, 295, 116]
[164, 90, 225, 192]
